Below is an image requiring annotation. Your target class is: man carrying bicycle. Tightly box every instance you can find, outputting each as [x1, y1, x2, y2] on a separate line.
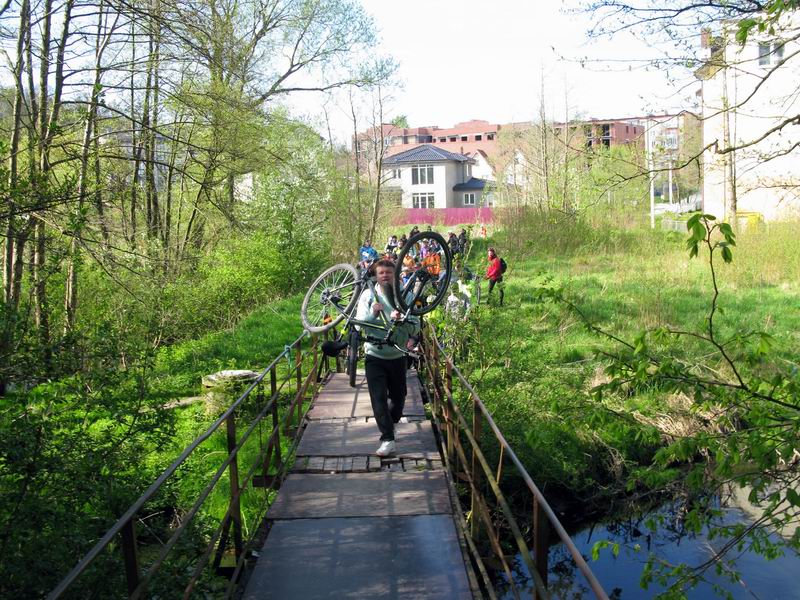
[355, 258, 419, 457]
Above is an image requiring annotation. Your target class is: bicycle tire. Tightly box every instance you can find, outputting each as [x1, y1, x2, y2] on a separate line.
[301, 263, 360, 333]
[394, 231, 453, 315]
[347, 327, 359, 388]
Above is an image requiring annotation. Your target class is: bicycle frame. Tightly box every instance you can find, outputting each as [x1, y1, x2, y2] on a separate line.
[325, 264, 423, 355]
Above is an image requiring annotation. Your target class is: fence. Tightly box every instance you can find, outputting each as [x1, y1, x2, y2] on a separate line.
[394, 207, 495, 226]
[49, 332, 324, 599]
[422, 327, 609, 599]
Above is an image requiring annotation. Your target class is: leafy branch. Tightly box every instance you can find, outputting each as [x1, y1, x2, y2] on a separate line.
[533, 214, 800, 594]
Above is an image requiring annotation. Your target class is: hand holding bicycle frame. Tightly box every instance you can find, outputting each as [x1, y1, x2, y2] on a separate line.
[301, 231, 453, 386]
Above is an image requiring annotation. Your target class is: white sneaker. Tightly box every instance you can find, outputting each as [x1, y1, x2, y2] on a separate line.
[376, 440, 396, 457]
[398, 416, 409, 423]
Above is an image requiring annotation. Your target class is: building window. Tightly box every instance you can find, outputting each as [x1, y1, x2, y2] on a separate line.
[391, 169, 401, 179]
[439, 137, 446, 142]
[475, 134, 482, 141]
[486, 133, 495, 140]
[449, 136, 457, 142]
[411, 164, 434, 185]
[412, 193, 435, 208]
[463, 193, 476, 206]
[759, 41, 784, 66]
[461, 135, 468, 141]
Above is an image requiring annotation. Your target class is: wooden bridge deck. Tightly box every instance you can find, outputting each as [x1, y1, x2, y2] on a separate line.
[242, 370, 476, 599]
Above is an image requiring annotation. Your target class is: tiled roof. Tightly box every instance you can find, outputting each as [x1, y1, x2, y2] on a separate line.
[383, 144, 472, 164]
[453, 177, 490, 191]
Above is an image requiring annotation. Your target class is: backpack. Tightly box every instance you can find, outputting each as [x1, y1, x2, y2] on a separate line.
[499, 257, 508, 274]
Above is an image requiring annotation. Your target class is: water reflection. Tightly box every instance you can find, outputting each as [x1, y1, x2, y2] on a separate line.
[495, 499, 800, 599]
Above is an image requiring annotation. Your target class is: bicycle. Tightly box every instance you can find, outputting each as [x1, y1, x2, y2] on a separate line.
[301, 231, 453, 387]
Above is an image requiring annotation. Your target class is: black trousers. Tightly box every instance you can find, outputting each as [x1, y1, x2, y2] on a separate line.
[364, 355, 407, 441]
[488, 276, 504, 305]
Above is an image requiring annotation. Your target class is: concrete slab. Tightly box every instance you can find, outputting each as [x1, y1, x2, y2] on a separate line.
[243, 515, 473, 599]
[308, 371, 426, 420]
[267, 471, 452, 519]
[296, 420, 440, 460]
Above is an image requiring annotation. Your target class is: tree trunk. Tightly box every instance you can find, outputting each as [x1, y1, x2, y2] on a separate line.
[721, 66, 738, 224]
[4, 0, 29, 307]
[33, 219, 50, 365]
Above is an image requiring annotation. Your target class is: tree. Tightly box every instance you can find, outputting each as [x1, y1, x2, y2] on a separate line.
[391, 114, 409, 128]
[535, 213, 800, 594]
[579, 1, 800, 222]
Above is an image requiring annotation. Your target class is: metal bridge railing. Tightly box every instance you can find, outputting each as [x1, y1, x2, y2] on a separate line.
[49, 322, 606, 599]
[422, 327, 609, 600]
[49, 331, 325, 599]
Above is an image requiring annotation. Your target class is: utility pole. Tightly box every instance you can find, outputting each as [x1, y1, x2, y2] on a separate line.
[668, 160, 674, 204]
[646, 117, 655, 229]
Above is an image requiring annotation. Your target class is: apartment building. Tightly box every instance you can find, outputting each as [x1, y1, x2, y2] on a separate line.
[553, 118, 643, 149]
[356, 117, 646, 175]
[356, 119, 500, 159]
[696, 15, 800, 221]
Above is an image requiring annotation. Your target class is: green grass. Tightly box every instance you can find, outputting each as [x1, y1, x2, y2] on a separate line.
[449, 218, 800, 500]
[150, 294, 305, 400]
[133, 293, 311, 562]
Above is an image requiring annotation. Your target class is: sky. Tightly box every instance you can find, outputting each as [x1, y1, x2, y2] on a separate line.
[290, 0, 702, 143]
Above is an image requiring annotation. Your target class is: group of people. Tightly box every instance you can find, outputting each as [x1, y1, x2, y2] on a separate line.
[354, 227, 506, 458]
[362, 227, 469, 262]
[359, 226, 470, 286]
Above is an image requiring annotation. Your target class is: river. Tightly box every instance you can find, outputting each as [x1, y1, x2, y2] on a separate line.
[495, 498, 800, 598]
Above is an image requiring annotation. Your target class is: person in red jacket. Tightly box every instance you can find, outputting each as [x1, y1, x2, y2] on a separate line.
[485, 247, 504, 306]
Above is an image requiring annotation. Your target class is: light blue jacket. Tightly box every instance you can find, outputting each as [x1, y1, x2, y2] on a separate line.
[355, 284, 419, 359]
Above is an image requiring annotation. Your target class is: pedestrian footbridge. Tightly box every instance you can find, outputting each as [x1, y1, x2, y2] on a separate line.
[49, 329, 607, 599]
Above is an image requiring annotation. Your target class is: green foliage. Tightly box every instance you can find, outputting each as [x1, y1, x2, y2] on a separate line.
[535, 215, 800, 594]
[736, 1, 799, 43]
[0, 359, 175, 596]
[164, 232, 325, 340]
[390, 115, 410, 128]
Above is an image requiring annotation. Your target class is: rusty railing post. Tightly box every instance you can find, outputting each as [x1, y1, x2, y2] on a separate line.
[431, 340, 441, 404]
[444, 360, 455, 467]
[226, 412, 243, 562]
[269, 364, 282, 480]
[120, 518, 140, 596]
[533, 495, 550, 600]
[270, 364, 277, 404]
[322, 330, 330, 375]
[294, 340, 303, 428]
[470, 394, 483, 541]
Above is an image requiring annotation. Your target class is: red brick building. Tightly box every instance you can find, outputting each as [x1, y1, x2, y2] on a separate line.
[552, 118, 644, 149]
[356, 119, 501, 159]
[356, 117, 643, 162]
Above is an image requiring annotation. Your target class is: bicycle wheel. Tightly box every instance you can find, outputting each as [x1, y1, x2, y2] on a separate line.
[394, 231, 453, 315]
[301, 263, 360, 333]
[346, 327, 359, 388]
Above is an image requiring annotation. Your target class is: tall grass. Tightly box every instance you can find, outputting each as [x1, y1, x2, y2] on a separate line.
[452, 211, 800, 501]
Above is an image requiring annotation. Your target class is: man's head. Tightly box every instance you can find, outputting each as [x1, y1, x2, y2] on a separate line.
[364, 240, 371, 247]
[488, 247, 497, 259]
[374, 258, 395, 287]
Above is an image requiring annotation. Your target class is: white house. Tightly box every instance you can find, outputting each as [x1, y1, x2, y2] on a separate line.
[697, 15, 800, 221]
[382, 145, 493, 209]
